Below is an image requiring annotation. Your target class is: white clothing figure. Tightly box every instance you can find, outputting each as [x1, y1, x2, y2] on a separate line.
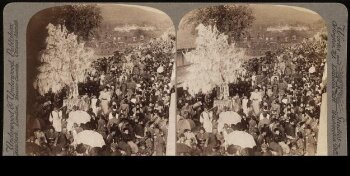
[91, 96, 98, 116]
[49, 108, 62, 132]
[309, 65, 316, 74]
[250, 90, 262, 116]
[242, 97, 249, 116]
[100, 74, 106, 85]
[99, 89, 111, 115]
[200, 110, 213, 133]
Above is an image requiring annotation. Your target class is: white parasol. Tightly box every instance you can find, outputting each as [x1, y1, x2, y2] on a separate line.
[67, 110, 91, 131]
[225, 130, 256, 149]
[217, 111, 241, 132]
[75, 130, 105, 148]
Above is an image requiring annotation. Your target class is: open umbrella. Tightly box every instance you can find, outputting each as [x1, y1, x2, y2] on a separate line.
[75, 130, 106, 148]
[217, 111, 241, 132]
[225, 130, 256, 149]
[177, 118, 195, 133]
[67, 110, 91, 131]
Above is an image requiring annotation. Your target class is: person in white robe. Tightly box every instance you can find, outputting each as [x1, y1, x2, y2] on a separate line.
[200, 107, 213, 133]
[90, 95, 99, 116]
[99, 87, 111, 116]
[99, 72, 106, 86]
[49, 107, 62, 132]
[242, 95, 249, 116]
[250, 88, 262, 116]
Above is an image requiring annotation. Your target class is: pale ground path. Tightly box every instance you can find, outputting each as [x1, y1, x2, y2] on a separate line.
[166, 92, 176, 156]
[316, 93, 327, 155]
[166, 62, 176, 156]
[317, 65, 327, 156]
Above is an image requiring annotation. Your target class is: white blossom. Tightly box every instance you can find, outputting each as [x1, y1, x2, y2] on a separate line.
[182, 24, 247, 95]
[34, 23, 95, 97]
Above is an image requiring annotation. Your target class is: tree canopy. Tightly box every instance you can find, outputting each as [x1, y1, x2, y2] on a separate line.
[52, 4, 103, 41]
[182, 24, 247, 95]
[183, 5, 255, 43]
[34, 23, 95, 97]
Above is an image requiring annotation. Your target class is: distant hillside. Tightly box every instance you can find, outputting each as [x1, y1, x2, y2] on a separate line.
[251, 4, 324, 27]
[98, 4, 173, 34]
[177, 4, 326, 49]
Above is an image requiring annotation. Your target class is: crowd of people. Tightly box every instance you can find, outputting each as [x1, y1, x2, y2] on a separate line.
[176, 32, 327, 156]
[26, 35, 175, 156]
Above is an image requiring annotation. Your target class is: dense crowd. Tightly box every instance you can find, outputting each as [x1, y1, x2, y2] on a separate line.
[26, 35, 175, 156]
[176, 32, 327, 156]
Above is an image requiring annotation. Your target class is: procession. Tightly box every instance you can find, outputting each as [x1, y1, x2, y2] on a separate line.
[176, 30, 327, 156]
[176, 5, 327, 156]
[25, 4, 328, 156]
[26, 4, 176, 156]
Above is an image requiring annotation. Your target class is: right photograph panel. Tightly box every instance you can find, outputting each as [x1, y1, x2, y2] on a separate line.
[176, 4, 328, 156]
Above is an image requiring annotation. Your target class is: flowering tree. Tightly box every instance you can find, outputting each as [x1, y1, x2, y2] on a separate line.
[34, 23, 95, 98]
[182, 24, 247, 95]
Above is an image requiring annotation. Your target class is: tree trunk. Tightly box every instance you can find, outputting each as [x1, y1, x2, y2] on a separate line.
[64, 82, 80, 112]
[69, 82, 79, 98]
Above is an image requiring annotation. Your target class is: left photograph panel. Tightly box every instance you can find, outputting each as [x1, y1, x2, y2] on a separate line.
[26, 4, 176, 156]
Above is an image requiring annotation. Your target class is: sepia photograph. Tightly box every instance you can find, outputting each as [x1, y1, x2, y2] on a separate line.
[3, 2, 344, 157]
[176, 4, 328, 156]
[26, 4, 176, 156]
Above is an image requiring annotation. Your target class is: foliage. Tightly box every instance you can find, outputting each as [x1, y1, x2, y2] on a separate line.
[34, 23, 95, 97]
[53, 4, 103, 41]
[184, 5, 255, 43]
[182, 24, 247, 95]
